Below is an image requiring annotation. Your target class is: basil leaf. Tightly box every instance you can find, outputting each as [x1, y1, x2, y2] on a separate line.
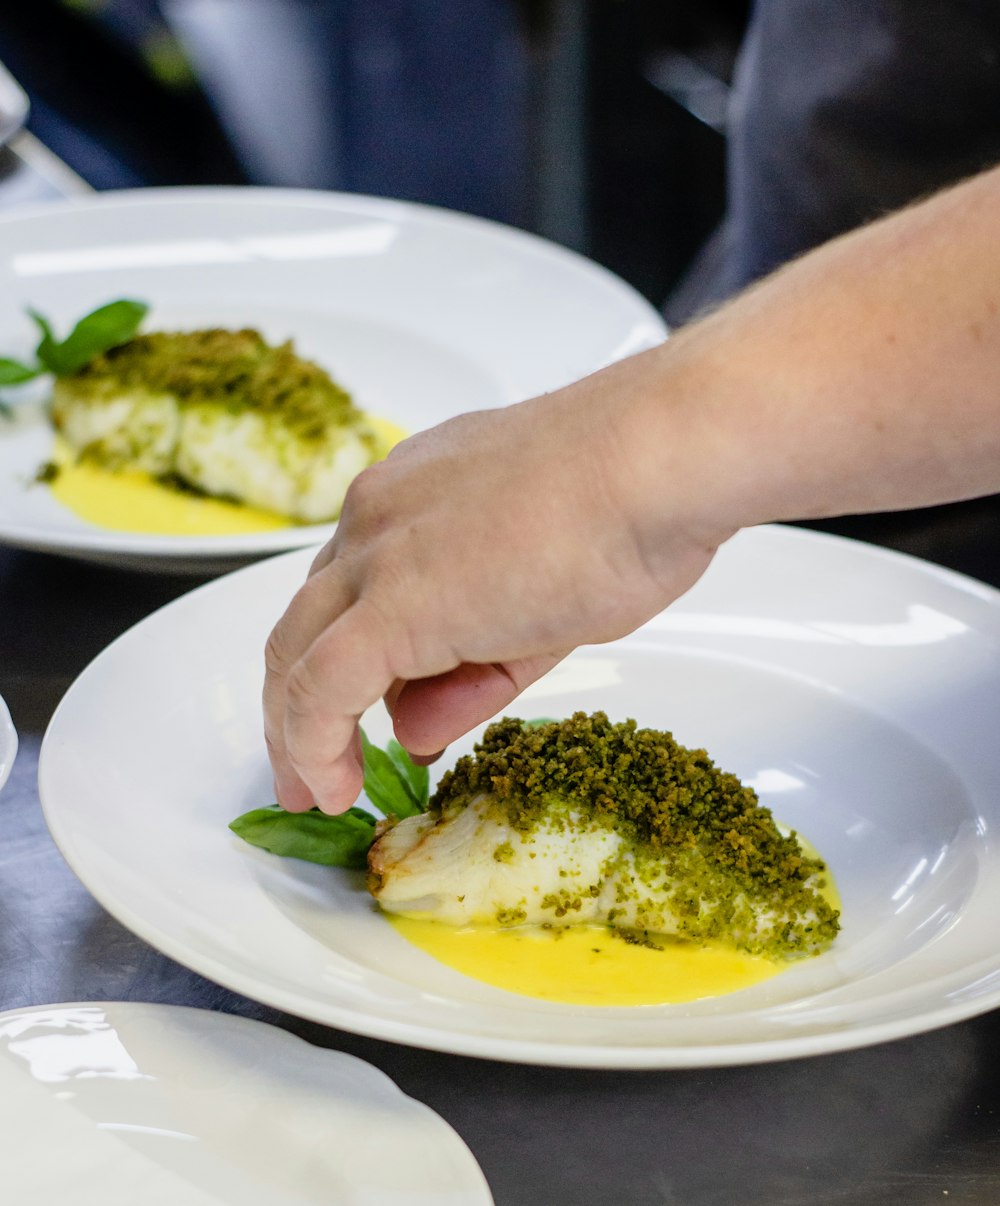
[231, 732, 428, 868]
[0, 358, 40, 386]
[229, 804, 376, 869]
[27, 309, 60, 373]
[386, 737, 429, 809]
[524, 717, 557, 728]
[361, 729, 425, 818]
[55, 299, 149, 373]
[31, 299, 149, 376]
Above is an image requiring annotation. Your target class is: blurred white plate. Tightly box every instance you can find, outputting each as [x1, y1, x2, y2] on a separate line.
[0, 60, 29, 148]
[0, 690, 15, 792]
[0, 1002, 492, 1205]
[0, 187, 663, 573]
[38, 525, 1000, 1067]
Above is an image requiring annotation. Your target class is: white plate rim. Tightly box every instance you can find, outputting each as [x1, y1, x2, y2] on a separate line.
[0, 61, 29, 148]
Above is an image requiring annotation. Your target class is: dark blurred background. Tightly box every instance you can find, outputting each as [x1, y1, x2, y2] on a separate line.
[2, 0, 997, 583]
[0, 0, 748, 313]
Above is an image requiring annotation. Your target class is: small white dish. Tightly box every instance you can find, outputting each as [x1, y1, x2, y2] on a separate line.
[0, 691, 16, 792]
[0, 186, 663, 573]
[0, 1001, 493, 1205]
[38, 525, 1000, 1068]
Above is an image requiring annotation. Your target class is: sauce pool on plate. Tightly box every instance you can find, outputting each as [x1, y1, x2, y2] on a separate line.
[387, 831, 838, 1007]
[389, 916, 784, 1006]
[47, 416, 406, 537]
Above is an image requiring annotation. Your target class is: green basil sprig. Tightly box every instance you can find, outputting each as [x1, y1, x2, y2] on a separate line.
[228, 805, 377, 870]
[359, 729, 428, 818]
[0, 358, 41, 387]
[229, 728, 431, 868]
[0, 298, 149, 396]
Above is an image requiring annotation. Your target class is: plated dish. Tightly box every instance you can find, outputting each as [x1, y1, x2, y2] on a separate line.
[0, 187, 664, 572]
[0, 1002, 493, 1204]
[38, 524, 1000, 1067]
[232, 710, 841, 1007]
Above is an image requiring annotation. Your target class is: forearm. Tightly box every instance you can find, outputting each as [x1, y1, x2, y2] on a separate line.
[616, 163, 1000, 549]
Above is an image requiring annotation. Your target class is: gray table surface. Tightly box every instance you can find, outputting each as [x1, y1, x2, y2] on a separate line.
[3, 151, 1000, 1206]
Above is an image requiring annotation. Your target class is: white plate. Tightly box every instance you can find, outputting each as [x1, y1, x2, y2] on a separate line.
[0, 690, 15, 792]
[0, 1001, 492, 1205]
[38, 525, 1000, 1068]
[0, 187, 663, 573]
[0, 60, 29, 147]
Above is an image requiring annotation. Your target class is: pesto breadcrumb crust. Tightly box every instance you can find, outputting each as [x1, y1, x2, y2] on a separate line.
[50, 328, 379, 522]
[369, 713, 840, 960]
[63, 329, 361, 439]
[434, 713, 806, 883]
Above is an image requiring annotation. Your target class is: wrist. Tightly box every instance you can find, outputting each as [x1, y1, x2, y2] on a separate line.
[598, 336, 754, 562]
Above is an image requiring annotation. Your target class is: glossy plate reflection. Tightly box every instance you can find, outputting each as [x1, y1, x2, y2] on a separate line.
[0, 1002, 493, 1205]
[37, 524, 1000, 1067]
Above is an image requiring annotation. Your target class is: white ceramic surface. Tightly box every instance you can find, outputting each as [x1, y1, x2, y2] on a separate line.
[0, 1002, 493, 1205]
[0, 60, 29, 147]
[0, 691, 16, 792]
[38, 525, 1000, 1068]
[0, 186, 663, 573]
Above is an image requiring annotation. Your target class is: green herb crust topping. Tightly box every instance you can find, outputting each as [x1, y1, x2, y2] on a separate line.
[62, 328, 362, 443]
[430, 712, 840, 957]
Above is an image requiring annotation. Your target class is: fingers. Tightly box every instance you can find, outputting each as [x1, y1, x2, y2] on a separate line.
[262, 559, 355, 812]
[307, 533, 341, 578]
[281, 595, 451, 813]
[391, 653, 567, 756]
[382, 678, 406, 718]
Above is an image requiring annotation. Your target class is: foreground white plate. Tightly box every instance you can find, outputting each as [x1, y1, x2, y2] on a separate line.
[39, 525, 1000, 1067]
[0, 1002, 492, 1205]
[0, 187, 662, 573]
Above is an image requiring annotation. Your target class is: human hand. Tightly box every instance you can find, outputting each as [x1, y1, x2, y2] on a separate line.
[262, 350, 729, 814]
[267, 160, 1000, 814]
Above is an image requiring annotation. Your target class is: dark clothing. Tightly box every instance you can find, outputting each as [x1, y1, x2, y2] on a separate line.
[668, 0, 1000, 584]
[673, 0, 1000, 319]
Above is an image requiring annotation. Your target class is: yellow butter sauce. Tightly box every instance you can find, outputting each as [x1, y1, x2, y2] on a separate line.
[47, 415, 407, 537]
[50, 454, 291, 536]
[389, 833, 838, 1007]
[389, 916, 784, 1005]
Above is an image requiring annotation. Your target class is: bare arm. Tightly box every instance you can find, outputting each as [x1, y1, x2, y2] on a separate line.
[264, 164, 1000, 814]
[636, 165, 1000, 530]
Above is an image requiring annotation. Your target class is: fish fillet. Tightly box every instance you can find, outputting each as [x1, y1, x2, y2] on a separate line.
[51, 327, 377, 522]
[368, 714, 839, 959]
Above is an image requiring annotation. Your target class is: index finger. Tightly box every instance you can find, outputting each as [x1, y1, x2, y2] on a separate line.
[263, 562, 355, 811]
[282, 594, 458, 812]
